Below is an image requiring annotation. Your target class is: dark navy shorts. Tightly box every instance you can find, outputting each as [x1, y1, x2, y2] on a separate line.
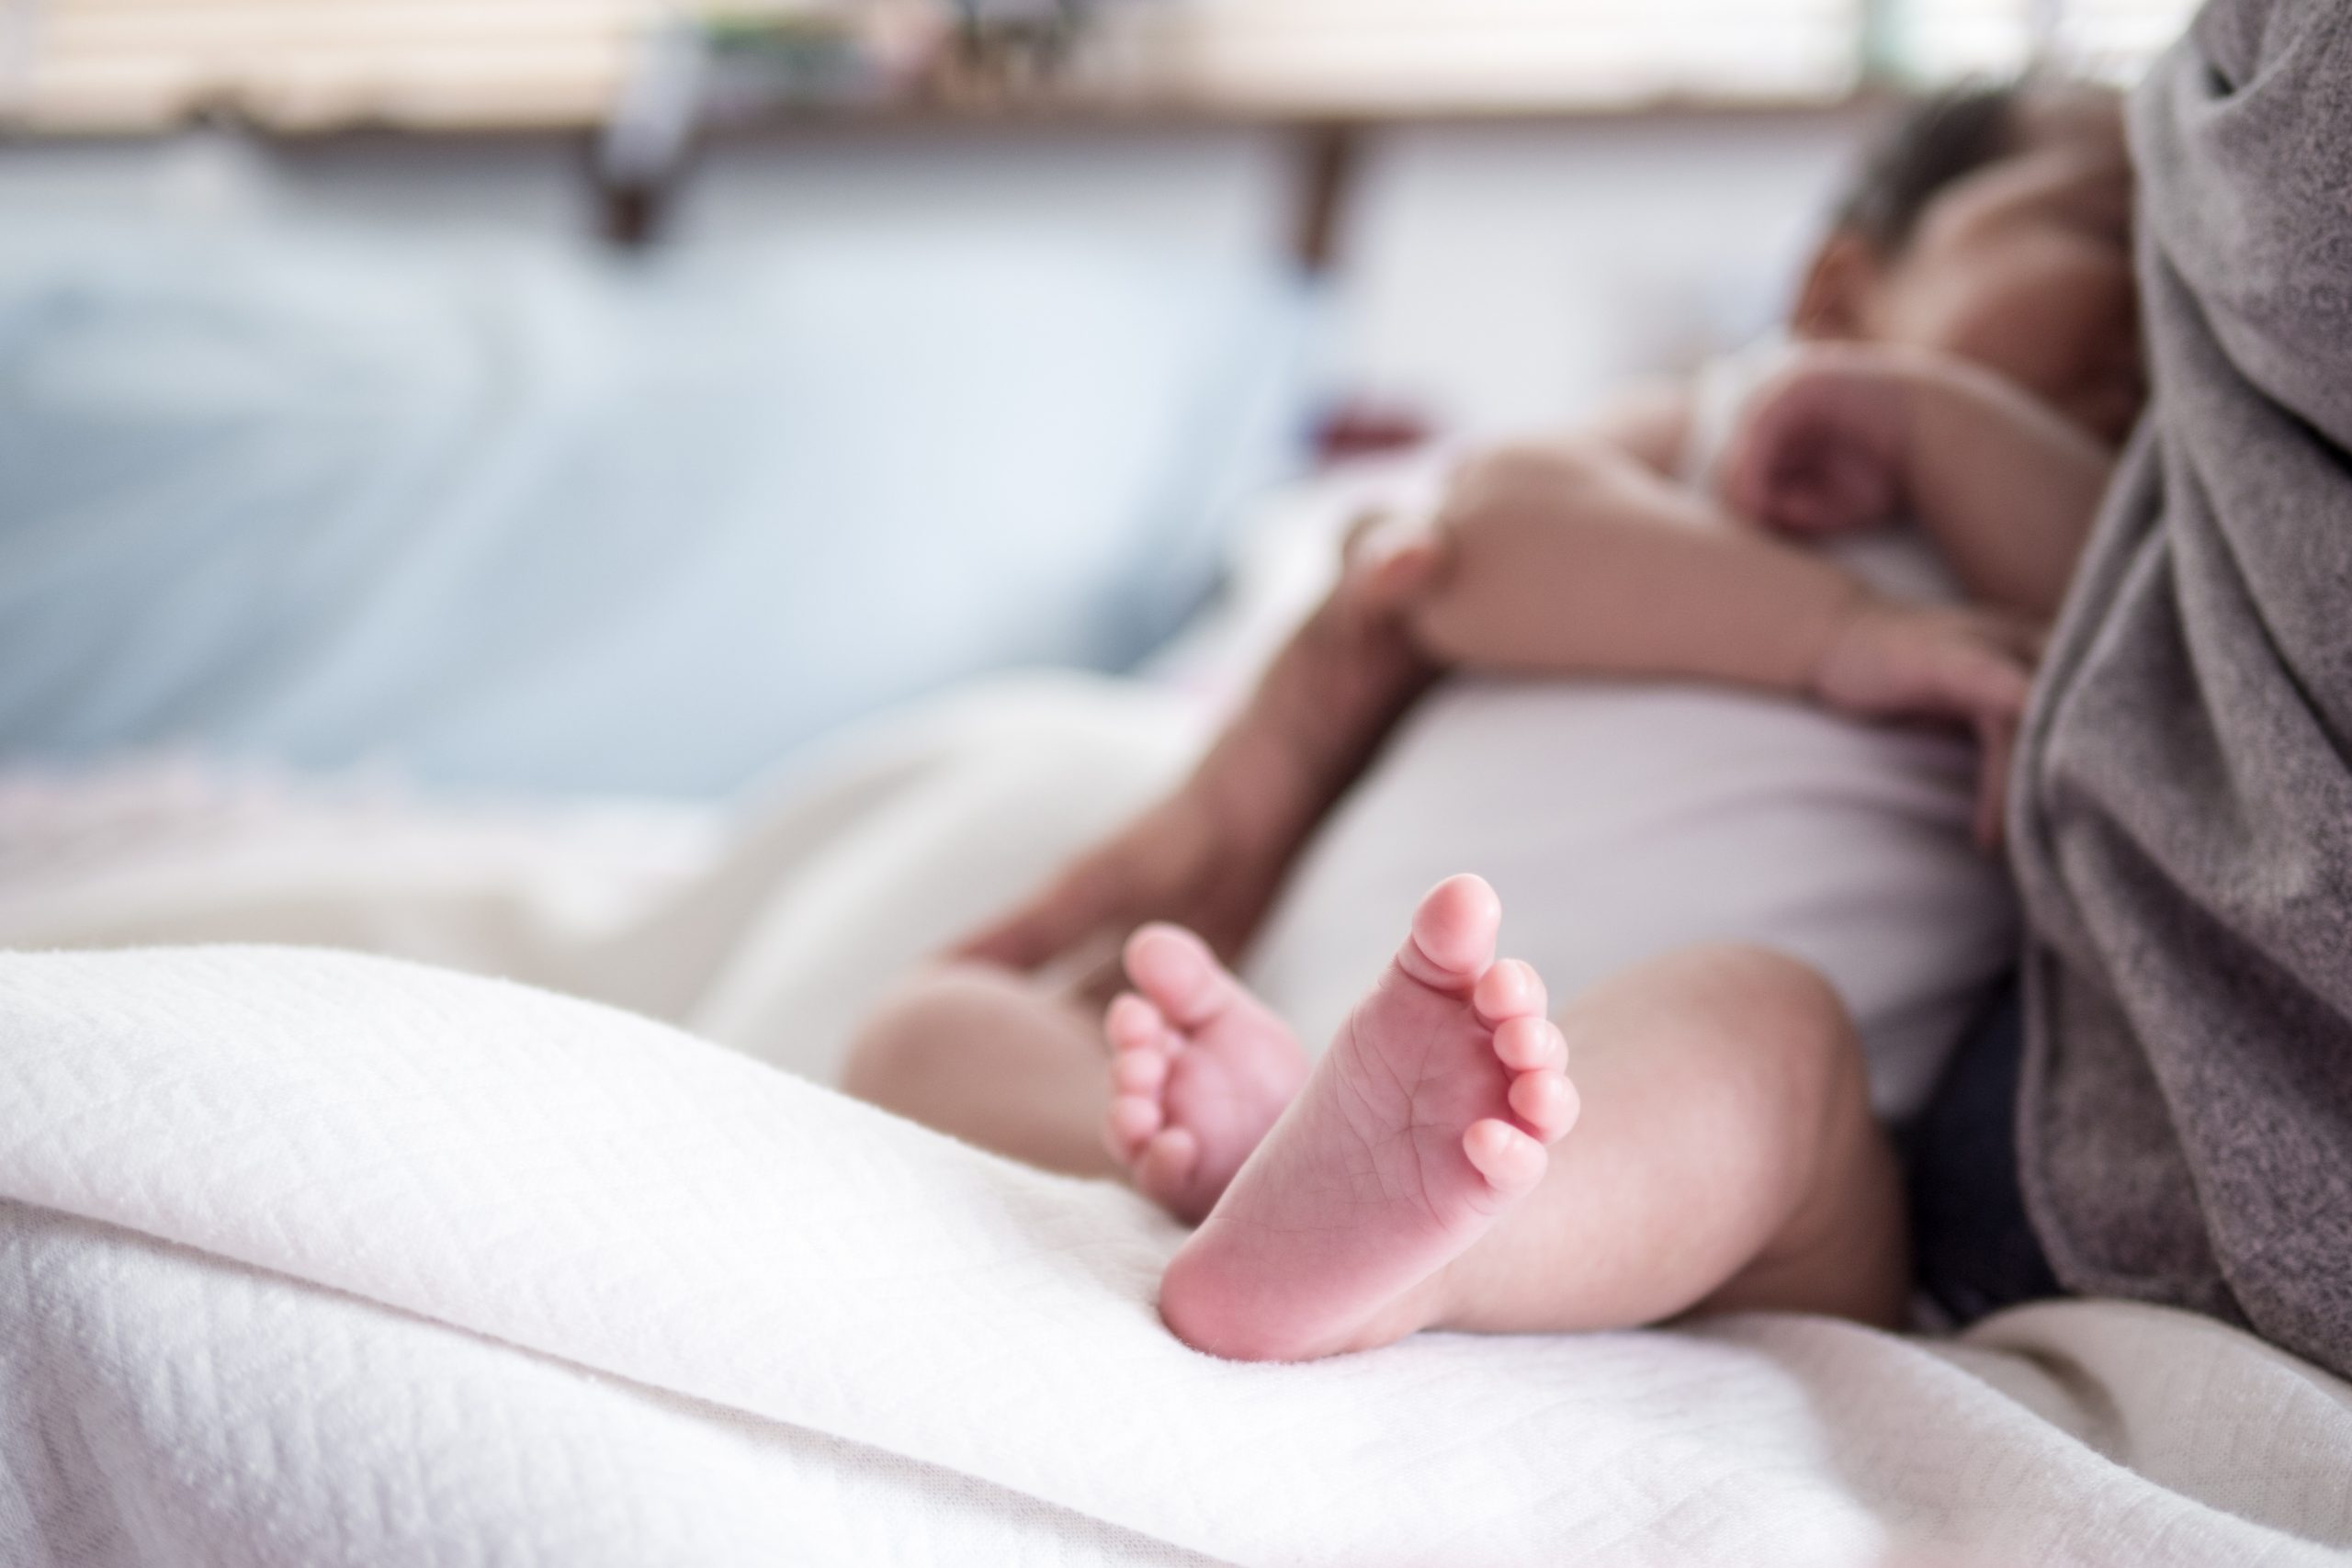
[1897, 976, 2062, 1326]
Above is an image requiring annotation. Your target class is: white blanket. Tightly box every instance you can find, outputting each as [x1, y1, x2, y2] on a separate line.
[3, 682, 2350, 1565]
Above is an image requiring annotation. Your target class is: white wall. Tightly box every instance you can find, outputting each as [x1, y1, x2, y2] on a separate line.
[672, 124, 1295, 261]
[1329, 113, 1860, 433]
[0, 108, 1869, 433]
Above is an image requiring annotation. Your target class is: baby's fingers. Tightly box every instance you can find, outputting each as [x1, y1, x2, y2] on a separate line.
[1770, 436, 1900, 535]
[1972, 711, 2019, 851]
[1718, 412, 1782, 523]
[1344, 506, 1449, 611]
[1930, 628, 2034, 721]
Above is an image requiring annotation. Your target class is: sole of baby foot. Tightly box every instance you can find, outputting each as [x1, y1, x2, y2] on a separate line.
[1102, 923, 1311, 1224]
[1155, 874, 1578, 1361]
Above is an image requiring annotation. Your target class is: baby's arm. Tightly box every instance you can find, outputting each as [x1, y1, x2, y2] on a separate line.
[1721, 345, 2114, 618]
[1401, 430, 1881, 700]
[1384, 412, 2041, 843]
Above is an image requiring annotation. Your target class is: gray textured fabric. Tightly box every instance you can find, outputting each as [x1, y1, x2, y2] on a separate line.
[2012, 0, 2352, 1380]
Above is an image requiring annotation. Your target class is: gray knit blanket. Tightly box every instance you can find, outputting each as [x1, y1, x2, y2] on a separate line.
[2014, 0, 2352, 1379]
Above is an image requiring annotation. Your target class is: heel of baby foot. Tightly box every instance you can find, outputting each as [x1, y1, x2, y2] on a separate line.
[1160, 1224, 1453, 1362]
[1159, 1236, 1260, 1359]
[1159, 1232, 1330, 1361]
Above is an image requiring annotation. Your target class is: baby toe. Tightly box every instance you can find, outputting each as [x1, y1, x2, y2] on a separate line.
[1105, 992, 1169, 1053]
[1134, 1127, 1201, 1202]
[1405, 874, 1502, 986]
[1508, 1069, 1580, 1143]
[1473, 959, 1547, 1024]
[1124, 924, 1234, 1029]
[1107, 1094, 1165, 1157]
[1491, 1014, 1564, 1071]
[1112, 1048, 1168, 1095]
[1462, 1118, 1548, 1194]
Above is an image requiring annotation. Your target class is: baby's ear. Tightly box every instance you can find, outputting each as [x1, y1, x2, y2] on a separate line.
[1790, 230, 1882, 341]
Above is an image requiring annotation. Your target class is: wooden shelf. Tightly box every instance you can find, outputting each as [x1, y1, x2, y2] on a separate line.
[3, 0, 1873, 139]
[0, 6, 1888, 267]
[2, 83, 1883, 141]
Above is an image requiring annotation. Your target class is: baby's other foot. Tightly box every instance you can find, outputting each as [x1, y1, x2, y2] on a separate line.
[1102, 925, 1310, 1224]
[1158, 874, 1578, 1360]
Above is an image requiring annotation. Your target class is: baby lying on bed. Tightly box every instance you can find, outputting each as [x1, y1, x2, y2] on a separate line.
[847, 82, 2142, 1359]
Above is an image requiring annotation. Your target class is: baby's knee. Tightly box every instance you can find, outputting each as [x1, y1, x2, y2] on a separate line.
[1643, 943, 1863, 1114]
[1714, 948, 1879, 1157]
[1702, 945, 1849, 1040]
[841, 963, 1033, 1100]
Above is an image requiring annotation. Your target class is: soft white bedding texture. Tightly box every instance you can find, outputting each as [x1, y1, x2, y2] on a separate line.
[2, 678, 2349, 1566]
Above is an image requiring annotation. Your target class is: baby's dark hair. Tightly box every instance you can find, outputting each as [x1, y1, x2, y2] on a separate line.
[1833, 83, 2022, 255]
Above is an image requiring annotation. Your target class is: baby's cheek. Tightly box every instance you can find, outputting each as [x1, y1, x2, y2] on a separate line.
[1948, 244, 2133, 407]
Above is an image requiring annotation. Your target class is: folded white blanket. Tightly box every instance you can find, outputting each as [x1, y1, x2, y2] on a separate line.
[6, 943, 2349, 1567]
[2, 680, 2349, 1564]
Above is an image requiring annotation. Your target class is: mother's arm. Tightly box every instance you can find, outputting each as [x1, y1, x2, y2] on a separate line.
[948, 553, 1437, 989]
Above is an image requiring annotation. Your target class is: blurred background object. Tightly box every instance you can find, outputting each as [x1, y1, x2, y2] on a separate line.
[0, 0, 2199, 395]
[0, 0, 2195, 795]
[0, 220, 1308, 794]
[1, 1, 2194, 134]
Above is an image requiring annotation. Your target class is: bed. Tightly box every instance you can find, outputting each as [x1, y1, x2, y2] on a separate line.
[3, 673, 2349, 1566]
[4, 192, 2350, 1565]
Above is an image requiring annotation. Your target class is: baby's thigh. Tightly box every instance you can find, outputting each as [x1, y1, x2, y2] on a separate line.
[1555, 943, 1870, 1176]
[1548, 942, 1904, 1320]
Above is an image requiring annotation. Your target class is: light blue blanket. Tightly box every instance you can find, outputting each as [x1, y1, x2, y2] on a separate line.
[0, 221, 1312, 795]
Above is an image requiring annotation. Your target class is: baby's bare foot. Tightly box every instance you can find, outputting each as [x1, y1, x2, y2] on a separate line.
[1157, 874, 1577, 1361]
[1102, 925, 1310, 1224]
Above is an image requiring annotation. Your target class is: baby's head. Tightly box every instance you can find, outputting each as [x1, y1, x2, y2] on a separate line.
[1792, 80, 2143, 445]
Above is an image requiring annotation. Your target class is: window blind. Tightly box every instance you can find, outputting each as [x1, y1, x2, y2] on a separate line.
[2, 0, 2209, 133]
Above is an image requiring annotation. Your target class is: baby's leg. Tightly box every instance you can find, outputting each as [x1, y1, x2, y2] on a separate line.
[1159, 880, 1905, 1360]
[1102, 925, 1311, 1224]
[1415, 942, 1906, 1336]
[842, 964, 1117, 1178]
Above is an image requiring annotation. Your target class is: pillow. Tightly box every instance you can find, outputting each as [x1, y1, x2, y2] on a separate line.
[0, 220, 1313, 795]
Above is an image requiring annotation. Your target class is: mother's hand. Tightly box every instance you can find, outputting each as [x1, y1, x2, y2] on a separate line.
[948, 778, 1289, 995]
[952, 527, 1442, 994]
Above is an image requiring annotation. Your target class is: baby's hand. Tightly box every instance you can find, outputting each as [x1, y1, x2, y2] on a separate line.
[1810, 594, 2047, 848]
[1341, 502, 1451, 612]
[1722, 346, 1922, 536]
[1340, 440, 1591, 614]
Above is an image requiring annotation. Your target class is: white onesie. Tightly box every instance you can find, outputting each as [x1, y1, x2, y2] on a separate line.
[1238, 343, 2018, 1118]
